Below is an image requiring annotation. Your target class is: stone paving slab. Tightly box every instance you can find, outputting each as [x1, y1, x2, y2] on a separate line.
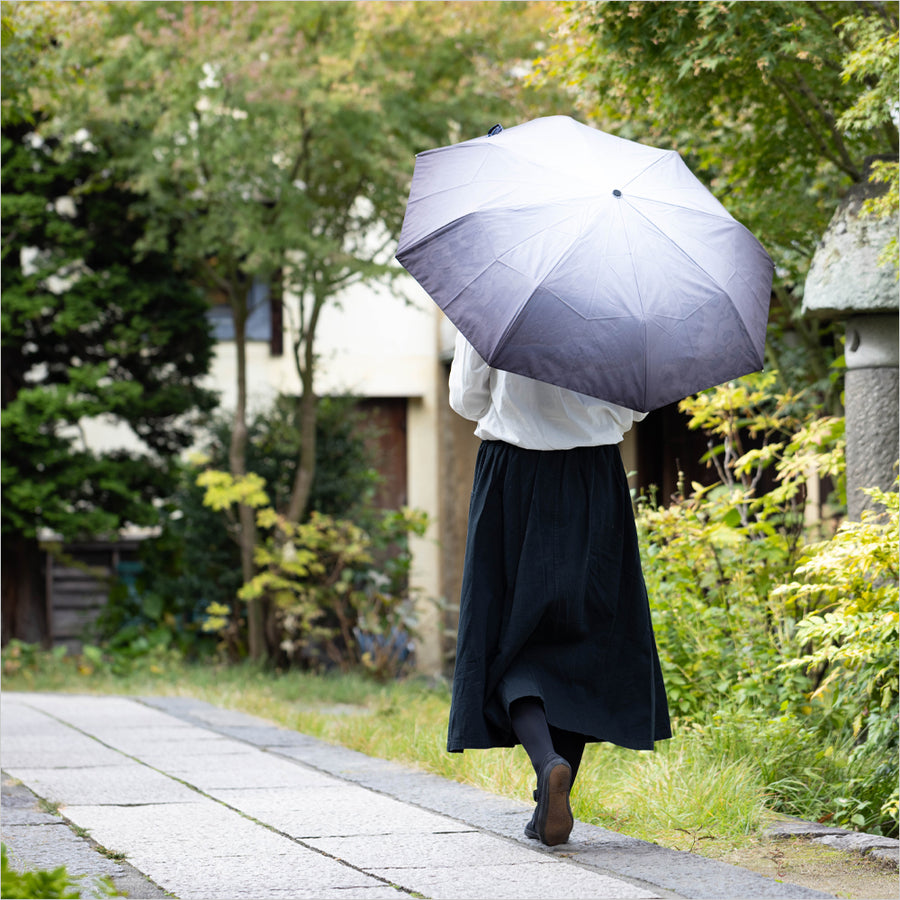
[2, 822, 122, 879]
[116, 736, 253, 767]
[301, 832, 660, 900]
[9, 693, 189, 729]
[304, 830, 561, 870]
[63, 801, 304, 855]
[3, 762, 201, 805]
[371, 861, 658, 900]
[162, 750, 339, 791]
[0, 701, 74, 736]
[79, 724, 240, 752]
[1, 776, 169, 899]
[1, 733, 129, 769]
[175, 887, 406, 900]
[3, 692, 845, 900]
[206, 784, 474, 837]
[105, 840, 390, 893]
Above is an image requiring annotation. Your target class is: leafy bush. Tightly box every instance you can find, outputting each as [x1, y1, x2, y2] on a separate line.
[775, 484, 899, 836]
[198, 469, 428, 678]
[638, 370, 898, 837]
[638, 374, 846, 719]
[94, 394, 384, 660]
[1, 637, 188, 684]
[91, 462, 233, 662]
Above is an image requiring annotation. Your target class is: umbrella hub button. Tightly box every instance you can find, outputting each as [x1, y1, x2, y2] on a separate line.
[613, 189, 622, 197]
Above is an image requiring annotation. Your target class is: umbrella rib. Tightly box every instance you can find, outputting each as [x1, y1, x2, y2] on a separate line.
[408, 178, 538, 207]
[485, 202, 600, 354]
[622, 199, 762, 355]
[615, 200, 649, 412]
[620, 150, 679, 190]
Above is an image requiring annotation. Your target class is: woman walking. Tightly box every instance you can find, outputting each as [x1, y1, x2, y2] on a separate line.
[446, 330, 672, 847]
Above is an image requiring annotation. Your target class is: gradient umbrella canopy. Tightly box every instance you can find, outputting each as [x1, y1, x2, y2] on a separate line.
[395, 116, 774, 413]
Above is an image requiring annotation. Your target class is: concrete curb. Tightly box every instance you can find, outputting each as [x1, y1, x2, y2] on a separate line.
[763, 816, 899, 870]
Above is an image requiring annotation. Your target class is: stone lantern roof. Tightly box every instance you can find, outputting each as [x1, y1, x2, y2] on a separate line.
[802, 175, 898, 320]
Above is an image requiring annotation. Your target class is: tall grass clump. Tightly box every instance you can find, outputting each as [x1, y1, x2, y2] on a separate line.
[619, 747, 767, 836]
[566, 733, 768, 844]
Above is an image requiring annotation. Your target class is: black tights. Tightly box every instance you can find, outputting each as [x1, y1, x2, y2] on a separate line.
[508, 696, 586, 787]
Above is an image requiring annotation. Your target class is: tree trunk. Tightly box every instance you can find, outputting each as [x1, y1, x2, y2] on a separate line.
[287, 378, 317, 524]
[1, 535, 49, 647]
[286, 287, 326, 524]
[229, 291, 265, 661]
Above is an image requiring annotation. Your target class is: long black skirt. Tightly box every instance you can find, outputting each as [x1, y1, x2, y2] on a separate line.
[447, 440, 671, 753]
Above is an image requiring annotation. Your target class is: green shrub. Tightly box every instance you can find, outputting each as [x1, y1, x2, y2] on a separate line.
[198, 470, 429, 678]
[638, 374, 846, 720]
[635, 373, 892, 834]
[774, 484, 899, 836]
[94, 394, 384, 661]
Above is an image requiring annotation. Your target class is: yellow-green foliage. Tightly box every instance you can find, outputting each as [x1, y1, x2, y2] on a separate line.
[775, 484, 899, 834]
[196, 469, 270, 511]
[639, 373, 846, 717]
[836, 11, 899, 273]
[638, 372, 898, 837]
[196, 468, 428, 678]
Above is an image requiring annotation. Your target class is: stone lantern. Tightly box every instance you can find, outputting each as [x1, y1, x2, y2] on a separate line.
[802, 172, 899, 520]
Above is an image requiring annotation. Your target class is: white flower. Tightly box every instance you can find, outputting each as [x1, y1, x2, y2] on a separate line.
[20, 246, 47, 276]
[69, 128, 98, 152]
[53, 196, 77, 219]
[198, 62, 221, 90]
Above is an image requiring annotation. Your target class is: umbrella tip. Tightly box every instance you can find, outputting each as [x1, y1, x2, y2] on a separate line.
[487, 124, 503, 136]
[613, 189, 622, 197]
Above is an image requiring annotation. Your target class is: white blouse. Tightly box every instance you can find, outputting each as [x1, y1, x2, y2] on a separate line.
[448, 331, 646, 451]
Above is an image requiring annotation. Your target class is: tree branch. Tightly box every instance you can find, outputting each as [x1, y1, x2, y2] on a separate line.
[795, 71, 862, 178]
[859, 1, 898, 27]
[197, 256, 232, 296]
[806, 2, 854, 53]
[770, 74, 862, 179]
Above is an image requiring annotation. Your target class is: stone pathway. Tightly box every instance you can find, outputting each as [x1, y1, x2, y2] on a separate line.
[1, 692, 865, 900]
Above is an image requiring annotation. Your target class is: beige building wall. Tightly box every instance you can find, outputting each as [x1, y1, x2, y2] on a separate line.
[315, 281, 446, 675]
